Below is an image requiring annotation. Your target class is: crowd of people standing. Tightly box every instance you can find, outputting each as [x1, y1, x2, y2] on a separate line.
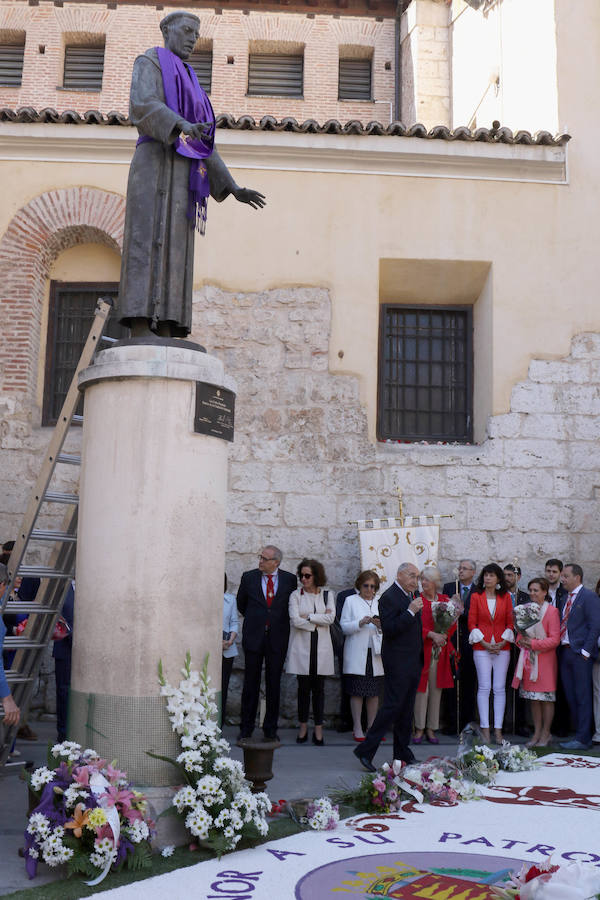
[225, 547, 600, 768]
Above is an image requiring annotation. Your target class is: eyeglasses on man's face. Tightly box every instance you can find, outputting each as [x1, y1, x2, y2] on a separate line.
[259, 554, 277, 562]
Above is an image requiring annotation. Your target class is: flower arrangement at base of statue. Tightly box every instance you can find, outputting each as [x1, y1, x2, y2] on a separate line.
[334, 735, 537, 815]
[402, 759, 481, 804]
[155, 653, 271, 855]
[494, 741, 539, 772]
[457, 743, 500, 784]
[332, 759, 424, 814]
[430, 598, 462, 659]
[24, 742, 154, 885]
[287, 797, 340, 830]
[491, 859, 600, 899]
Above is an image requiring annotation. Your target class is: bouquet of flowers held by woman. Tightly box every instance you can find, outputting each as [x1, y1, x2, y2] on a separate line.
[513, 602, 545, 683]
[513, 603, 543, 637]
[24, 742, 154, 885]
[155, 653, 271, 855]
[430, 598, 462, 658]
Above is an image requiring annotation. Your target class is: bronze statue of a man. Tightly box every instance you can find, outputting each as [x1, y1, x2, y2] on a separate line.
[118, 12, 265, 339]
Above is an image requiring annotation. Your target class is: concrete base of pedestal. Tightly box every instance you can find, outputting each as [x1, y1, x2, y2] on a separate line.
[144, 786, 190, 849]
[71, 342, 235, 787]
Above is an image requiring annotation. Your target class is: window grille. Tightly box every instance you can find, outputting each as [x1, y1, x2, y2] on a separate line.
[339, 58, 372, 101]
[43, 283, 127, 426]
[63, 45, 105, 91]
[188, 49, 212, 93]
[248, 54, 303, 97]
[0, 44, 25, 87]
[378, 305, 473, 442]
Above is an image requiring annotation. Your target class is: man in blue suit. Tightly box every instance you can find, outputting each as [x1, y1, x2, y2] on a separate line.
[558, 564, 600, 750]
[237, 546, 297, 741]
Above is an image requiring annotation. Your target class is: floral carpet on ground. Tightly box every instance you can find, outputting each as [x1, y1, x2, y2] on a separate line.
[97, 753, 600, 899]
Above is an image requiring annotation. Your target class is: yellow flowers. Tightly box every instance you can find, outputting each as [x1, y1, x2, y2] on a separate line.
[87, 808, 108, 829]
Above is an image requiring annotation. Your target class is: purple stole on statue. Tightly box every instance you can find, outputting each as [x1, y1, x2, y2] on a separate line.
[137, 46, 216, 233]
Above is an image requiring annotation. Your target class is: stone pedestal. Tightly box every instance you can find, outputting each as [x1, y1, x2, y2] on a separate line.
[70, 342, 235, 788]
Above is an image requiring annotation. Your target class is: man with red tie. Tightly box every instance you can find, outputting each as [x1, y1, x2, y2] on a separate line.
[237, 546, 297, 741]
[558, 564, 600, 750]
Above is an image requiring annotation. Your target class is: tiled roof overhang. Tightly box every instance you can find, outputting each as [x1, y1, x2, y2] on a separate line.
[0, 108, 571, 146]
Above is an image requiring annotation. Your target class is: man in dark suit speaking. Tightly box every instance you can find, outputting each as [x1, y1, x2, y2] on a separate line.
[354, 562, 423, 771]
[237, 545, 297, 741]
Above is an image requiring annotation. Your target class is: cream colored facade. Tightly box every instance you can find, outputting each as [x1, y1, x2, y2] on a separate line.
[1, 0, 599, 606]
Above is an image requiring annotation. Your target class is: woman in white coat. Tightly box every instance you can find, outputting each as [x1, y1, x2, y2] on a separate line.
[287, 558, 335, 746]
[340, 570, 384, 742]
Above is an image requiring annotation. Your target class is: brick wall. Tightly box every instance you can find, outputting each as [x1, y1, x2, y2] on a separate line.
[0, 187, 124, 400]
[0, 1, 396, 125]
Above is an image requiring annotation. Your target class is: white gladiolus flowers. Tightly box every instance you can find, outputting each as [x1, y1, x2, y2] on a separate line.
[159, 653, 271, 853]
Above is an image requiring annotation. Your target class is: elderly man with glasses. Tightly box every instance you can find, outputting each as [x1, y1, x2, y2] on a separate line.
[237, 546, 297, 741]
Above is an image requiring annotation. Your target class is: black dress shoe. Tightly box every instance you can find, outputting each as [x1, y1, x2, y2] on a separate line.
[237, 731, 252, 741]
[312, 733, 324, 746]
[355, 754, 376, 773]
[263, 732, 280, 742]
[402, 751, 417, 765]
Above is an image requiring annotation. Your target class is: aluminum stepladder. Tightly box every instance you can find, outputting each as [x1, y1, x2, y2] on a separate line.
[0, 298, 114, 770]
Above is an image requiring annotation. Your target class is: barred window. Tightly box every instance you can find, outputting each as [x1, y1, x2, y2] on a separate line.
[43, 283, 128, 426]
[0, 42, 25, 87]
[378, 305, 473, 442]
[339, 58, 372, 101]
[248, 54, 303, 97]
[188, 49, 212, 93]
[63, 45, 105, 91]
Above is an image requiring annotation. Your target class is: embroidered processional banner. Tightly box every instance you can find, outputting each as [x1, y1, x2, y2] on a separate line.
[357, 516, 440, 589]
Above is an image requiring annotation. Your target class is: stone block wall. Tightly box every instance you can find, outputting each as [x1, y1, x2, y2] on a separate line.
[4, 285, 600, 724]
[192, 286, 600, 594]
[195, 286, 599, 726]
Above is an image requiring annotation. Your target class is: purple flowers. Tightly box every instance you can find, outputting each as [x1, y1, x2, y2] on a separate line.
[24, 741, 153, 884]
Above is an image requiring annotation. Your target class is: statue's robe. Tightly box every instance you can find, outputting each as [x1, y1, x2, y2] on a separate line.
[118, 48, 235, 336]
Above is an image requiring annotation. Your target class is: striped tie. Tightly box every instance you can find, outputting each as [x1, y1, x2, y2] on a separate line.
[560, 592, 575, 641]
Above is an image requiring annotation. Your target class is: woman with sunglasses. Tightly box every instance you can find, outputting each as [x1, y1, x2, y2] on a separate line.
[287, 558, 335, 745]
[340, 570, 384, 742]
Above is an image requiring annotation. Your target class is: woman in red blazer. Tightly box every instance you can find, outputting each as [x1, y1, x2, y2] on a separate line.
[468, 563, 514, 744]
[413, 566, 456, 745]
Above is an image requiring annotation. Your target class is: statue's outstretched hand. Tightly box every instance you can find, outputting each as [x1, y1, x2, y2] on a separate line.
[233, 187, 266, 209]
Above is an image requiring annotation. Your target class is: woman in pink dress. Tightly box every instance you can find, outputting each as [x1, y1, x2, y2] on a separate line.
[512, 576, 560, 747]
